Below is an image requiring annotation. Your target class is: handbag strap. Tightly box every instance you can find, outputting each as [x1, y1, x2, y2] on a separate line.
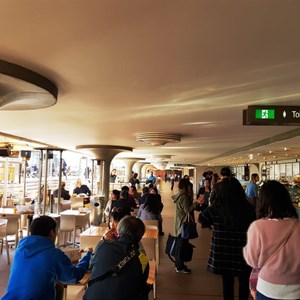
[264, 219, 298, 265]
[183, 211, 195, 223]
[88, 246, 138, 287]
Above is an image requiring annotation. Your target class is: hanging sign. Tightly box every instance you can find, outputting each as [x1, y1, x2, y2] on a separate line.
[243, 105, 300, 126]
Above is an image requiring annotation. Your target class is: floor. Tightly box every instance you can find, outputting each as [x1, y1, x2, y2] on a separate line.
[0, 181, 247, 299]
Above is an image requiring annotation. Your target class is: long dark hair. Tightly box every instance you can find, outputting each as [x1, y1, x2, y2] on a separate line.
[257, 180, 298, 219]
[178, 178, 191, 194]
[144, 193, 160, 215]
[213, 177, 254, 230]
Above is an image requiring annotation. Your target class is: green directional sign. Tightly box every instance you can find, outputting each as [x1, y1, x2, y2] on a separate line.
[243, 105, 300, 126]
[255, 109, 275, 120]
[174, 163, 193, 167]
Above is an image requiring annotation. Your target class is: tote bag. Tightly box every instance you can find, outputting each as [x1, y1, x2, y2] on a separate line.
[165, 234, 195, 263]
[181, 212, 198, 239]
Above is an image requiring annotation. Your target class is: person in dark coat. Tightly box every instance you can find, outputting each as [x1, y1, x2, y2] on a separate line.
[83, 216, 147, 300]
[53, 181, 71, 200]
[110, 190, 131, 216]
[73, 179, 91, 196]
[129, 172, 140, 187]
[198, 176, 255, 300]
[138, 186, 150, 206]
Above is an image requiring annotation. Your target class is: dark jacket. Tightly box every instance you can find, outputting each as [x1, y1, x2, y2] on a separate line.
[53, 187, 71, 200]
[84, 237, 146, 300]
[199, 204, 255, 275]
[139, 194, 148, 206]
[73, 184, 91, 196]
[110, 198, 131, 215]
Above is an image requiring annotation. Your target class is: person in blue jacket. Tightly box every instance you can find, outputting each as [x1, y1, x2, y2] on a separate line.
[245, 173, 259, 207]
[2, 215, 92, 300]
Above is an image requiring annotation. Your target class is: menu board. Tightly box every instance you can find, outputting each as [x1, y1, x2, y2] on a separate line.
[286, 163, 293, 177]
[293, 162, 300, 176]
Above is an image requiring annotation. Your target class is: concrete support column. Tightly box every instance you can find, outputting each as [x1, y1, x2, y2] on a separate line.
[134, 161, 147, 181]
[76, 145, 132, 223]
[120, 158, 143, 183]
[141, 164, 152, 180]
[95, 159, 111, 198]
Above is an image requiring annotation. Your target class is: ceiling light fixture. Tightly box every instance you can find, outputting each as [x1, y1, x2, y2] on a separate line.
[0, 60, 58, 110]
[136, 132, 181, 146]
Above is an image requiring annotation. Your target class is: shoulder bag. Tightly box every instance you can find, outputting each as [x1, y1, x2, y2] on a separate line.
[165, 233, 195, 263]
[88, 246, 138, 288]
[181, 211, 198, 239]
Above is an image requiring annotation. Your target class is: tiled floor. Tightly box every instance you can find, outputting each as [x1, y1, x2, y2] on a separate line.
[0, 181, 247, 299]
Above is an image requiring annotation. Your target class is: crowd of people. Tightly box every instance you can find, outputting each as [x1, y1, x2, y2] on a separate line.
[2, 168, 299, 300]
[171, 167, 299, 300]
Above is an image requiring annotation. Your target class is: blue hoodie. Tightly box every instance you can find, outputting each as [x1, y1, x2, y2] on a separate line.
[2, 235, 91, 300]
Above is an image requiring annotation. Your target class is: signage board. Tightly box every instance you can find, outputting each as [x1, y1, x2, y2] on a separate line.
[173, 163, 194, 167]
[243, 105, 300, 126]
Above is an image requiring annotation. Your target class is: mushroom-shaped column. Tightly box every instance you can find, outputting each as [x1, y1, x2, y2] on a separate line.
[76, 145, 132, 224]
[134, 161, 148, 182]
[141, 163, 152, 181]
[117, 158, 144, 183]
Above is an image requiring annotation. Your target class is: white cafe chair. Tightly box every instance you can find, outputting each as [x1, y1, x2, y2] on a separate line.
[5, 215, 21, 248]
[70, 197, 84, 210]
[59, 215, 77, 247]
[0, 218, 10, 264]
[53, 198, 71, 213]
[75, 212, 90, 233]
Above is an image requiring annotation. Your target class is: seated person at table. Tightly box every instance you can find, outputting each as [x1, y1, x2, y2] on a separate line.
[53, 181, 71, 200]
[129, 185, 139, 207]
[2, 215, 92, 300]
[73, 179, 91, 196]
[104, 189, 120, 222]
[110, 190, 131, 216]
[84, 216, 148, 300]
[121, 186, 137, 210]
[103, 207, 128, 240]
[103, 207, 149, 284]
[137, 193, 164, 235]
[139, 186, 150, 206]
